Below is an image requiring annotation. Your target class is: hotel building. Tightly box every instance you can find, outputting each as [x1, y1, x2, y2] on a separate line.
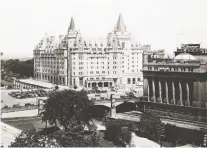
[33, 14, 150, 89]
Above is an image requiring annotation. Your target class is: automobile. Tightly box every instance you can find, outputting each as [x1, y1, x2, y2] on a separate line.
[16, 95, 22, 99]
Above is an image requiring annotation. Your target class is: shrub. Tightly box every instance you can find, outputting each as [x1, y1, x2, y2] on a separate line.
[105, 119, 132, 145]
[1, 83, 4, 87]
[11, 127, 100, 147]
[3, 105, 9, 109]
[138, 112, 164, 142]
[25, 103, 32, 107]
[7, 84, 13, 89]
[120, 127, 132, 144]
[55, 85, 59, 90]
[13, 104, 21, 108]
[86, 131, 100, 147]
[165, 123, 205, 146]
[105, 120, 121, 142]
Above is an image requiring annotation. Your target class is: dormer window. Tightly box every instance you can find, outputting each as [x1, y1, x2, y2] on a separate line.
[122, 42, 125, 48]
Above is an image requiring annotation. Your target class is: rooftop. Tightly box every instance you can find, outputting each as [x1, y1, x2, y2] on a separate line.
[174, 53, 197, 61]
[17, 79, 70, 90]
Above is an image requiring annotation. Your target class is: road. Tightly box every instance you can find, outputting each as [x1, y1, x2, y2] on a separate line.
[115, 111, 207, 130]
[2, 109, 38, 119]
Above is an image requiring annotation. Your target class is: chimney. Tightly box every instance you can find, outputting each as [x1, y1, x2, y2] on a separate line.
[59, 35, 64, 41]
[50, 36, 55, 42]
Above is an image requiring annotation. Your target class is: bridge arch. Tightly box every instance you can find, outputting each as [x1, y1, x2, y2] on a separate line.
[116, 101, 137, 113]
[89, 105, 110, 118]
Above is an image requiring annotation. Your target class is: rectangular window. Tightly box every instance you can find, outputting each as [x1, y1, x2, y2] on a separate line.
[127, 78, 131, 84]
[133, 78, 136, 84]
[122, 42, 125, 48]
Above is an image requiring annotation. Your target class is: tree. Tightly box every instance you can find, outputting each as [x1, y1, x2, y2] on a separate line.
[11, 126, 100, 147]
[11, 89, 101, 147]
[41, 90, 92, 130]
[105, 119, 132, 145]
[2, 58, 34, 78]
[139, 112, 165, 142]
[10, 129, 47, 147]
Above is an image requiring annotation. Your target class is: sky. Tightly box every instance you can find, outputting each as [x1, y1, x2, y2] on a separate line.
[1, 0, 207, 59]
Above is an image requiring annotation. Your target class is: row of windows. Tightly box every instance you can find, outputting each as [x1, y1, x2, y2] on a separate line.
[132, 53, 141, 55]
[132, 57, 139, 59]
[41, 61, 64, 65]
[132, 69, 141, 72]
[132, 65, 139, 67]
[89, 71, 106, 74]
[127, 78, 141, 84]
[41, 69, 65, 74]
[36, 57, 64, 60]
[72, 69, 140, 75]
[148, 67, 194, 72]
[73, 57, 84, 60]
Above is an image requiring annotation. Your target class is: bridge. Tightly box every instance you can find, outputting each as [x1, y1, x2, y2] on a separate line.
[91, 98, 140, 108]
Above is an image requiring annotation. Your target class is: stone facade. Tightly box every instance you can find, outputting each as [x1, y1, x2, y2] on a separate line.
[33, 14, 150, 89]
[143, 53, 207, 109]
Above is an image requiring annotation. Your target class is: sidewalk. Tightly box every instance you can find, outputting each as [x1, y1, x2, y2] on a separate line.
[2, 109, 38, 119]
[131, 133, 161, 147]
[1, 121, 22, 147]
[92, 119, 106, 131]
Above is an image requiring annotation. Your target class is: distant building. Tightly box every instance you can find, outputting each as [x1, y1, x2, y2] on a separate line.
[175, 44, 207, 62]
[142, 52, 207, 123]
[33, 14, 150, 89]
[143, 49, 166, 63]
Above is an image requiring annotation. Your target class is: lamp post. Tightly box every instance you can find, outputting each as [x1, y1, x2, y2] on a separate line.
[110, 94, 116, 118]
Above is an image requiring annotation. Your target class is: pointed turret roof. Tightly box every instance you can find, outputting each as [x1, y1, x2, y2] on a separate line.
[115, 13, 126, 32]
[68, 17, 75, 32]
